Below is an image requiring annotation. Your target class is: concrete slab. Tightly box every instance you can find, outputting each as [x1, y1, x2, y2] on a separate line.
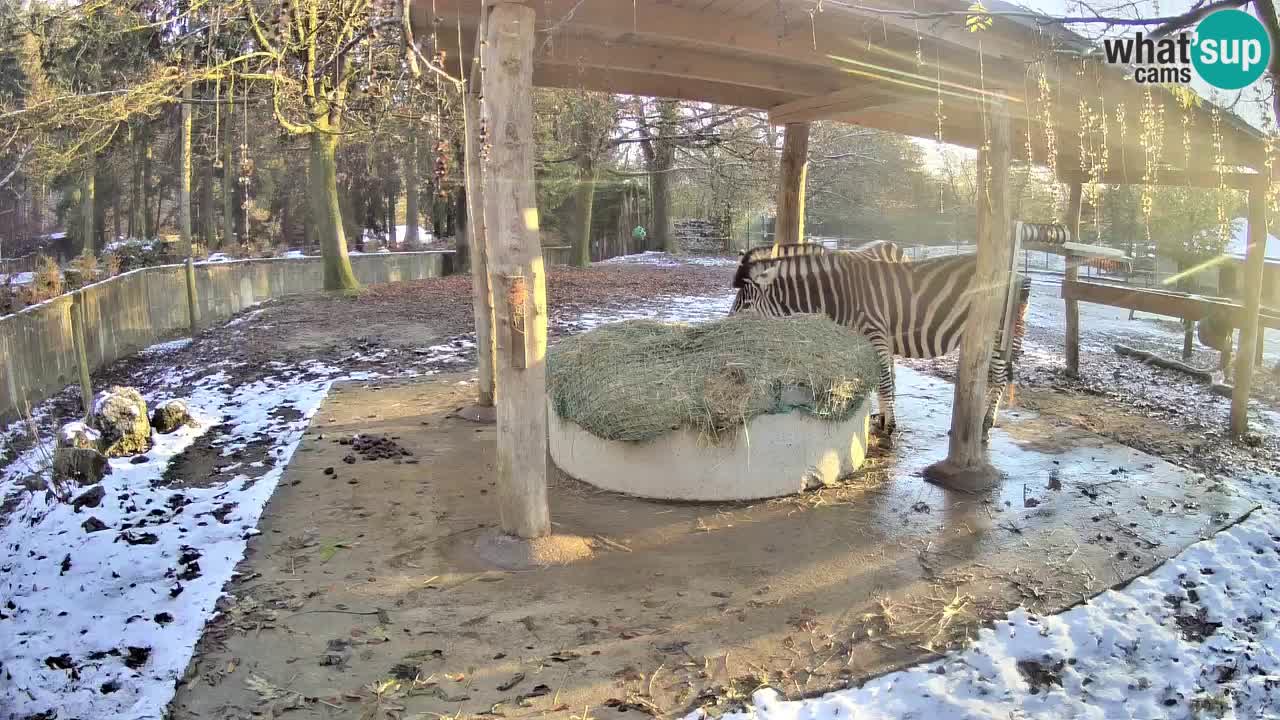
[171, 368, 1254, 720]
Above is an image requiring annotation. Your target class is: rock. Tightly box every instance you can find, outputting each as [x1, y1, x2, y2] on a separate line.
[81, 516, 108, 533]
[54, 448, 111, 487]
[91, 386, 151, 457]
[71, 485, 106, 512]
[56, 421, 100, 451]
[150, 399, 192, 434]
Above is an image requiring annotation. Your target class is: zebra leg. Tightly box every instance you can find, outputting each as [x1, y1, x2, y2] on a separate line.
[983, 354, 1009, 443]
[871, 345, 897, 442]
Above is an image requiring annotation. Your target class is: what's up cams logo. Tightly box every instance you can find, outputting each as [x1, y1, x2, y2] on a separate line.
[1101, 9, 1272, 90]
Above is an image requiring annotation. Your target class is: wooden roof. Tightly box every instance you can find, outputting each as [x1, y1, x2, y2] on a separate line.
[419, 0, 1268, 184]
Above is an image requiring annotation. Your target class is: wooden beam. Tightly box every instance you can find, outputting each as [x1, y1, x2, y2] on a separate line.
[769, 87, 908, 125]
[1064, 182, 1083, 378]
[1061, 280, 1280, 329]
[463, 90, 496, 409]
[1232, 188, 1268, 438]
[1059, 167, 1267, 190]
[534, 64, 800, 110]
[482, 2, 550, 539]
[774, 122, 810, 245]
[537, 34, 847, 99]
[924, 97, 1012, 492]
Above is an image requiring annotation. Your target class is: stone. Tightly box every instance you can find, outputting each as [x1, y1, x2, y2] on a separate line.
[91, 386, 152, 457]
[71, 485, 106, 512]
[151, 399, 192, 434]
[53, 447, 111, 487]
[56, 421, 100, 451]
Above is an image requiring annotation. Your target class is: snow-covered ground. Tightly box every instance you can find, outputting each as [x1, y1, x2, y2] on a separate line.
[0, 337, 473, 719]
[692, 506, 1280, 720]
[0, 271, 34, 287]
[599, 250, 738, 268]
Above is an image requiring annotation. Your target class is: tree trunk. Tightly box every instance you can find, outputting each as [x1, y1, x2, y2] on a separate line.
[404, 131, 420, 246]
[78, 159, 95, 256]
[223, 125, 235, 248]
[774, 122, 810, 246]
[201, 161, 217, 250]
[923, 97, 1012, 492]
[112, 188, 122, 243]
[143, 143, 156, 239]
[652, 168, 674, 253]
[178, 82, 193, 256]
[309, 129, 360, 291]
[455, 184, 470, 271]
[130, 136, 143, 239]
[572, 156, 596, 266]
[483, 2, 550, 539]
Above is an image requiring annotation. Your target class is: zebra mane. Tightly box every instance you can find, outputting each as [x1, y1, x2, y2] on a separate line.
[733, 243, 830, 288]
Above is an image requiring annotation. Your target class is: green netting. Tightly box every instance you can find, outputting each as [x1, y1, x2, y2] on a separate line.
[547, 314, 880, 444]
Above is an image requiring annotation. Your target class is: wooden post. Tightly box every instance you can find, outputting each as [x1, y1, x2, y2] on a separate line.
[482, 2, 550, 539]
[184, 257, 199, 338]
[71, 292, 93, 416]
[1231, 187, 1267, 438]
[924, 98, 1012, 492]
[1064, 182, 1083, 377]
[774, 122, 810, 246]
[463, 89, 497, 409]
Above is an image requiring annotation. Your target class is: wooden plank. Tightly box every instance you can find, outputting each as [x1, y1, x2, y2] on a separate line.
[774, 122, 810, 246]
[1064, 182, 1082, 377]
[482, 2, 550, 539]
[925, 96, 1012, 492]
[463, 90, 496, 408]
[1232, 188, 1268, 437]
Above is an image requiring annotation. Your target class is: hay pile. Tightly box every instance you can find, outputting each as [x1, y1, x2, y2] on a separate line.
[548, 314, 880, 443]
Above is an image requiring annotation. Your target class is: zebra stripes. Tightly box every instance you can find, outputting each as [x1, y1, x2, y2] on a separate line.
[730, 245, 1030, 441]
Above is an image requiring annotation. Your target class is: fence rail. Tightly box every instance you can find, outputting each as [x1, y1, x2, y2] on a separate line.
[1, 252, 454, 424]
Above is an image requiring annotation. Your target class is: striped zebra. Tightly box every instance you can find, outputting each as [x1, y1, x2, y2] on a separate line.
[730, 249, 1030, 442]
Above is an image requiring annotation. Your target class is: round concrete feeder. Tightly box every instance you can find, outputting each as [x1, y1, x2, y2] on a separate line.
[547, 400, 871, 502]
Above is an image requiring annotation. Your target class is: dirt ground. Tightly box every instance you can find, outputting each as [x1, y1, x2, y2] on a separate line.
[9, 259, 1280, 719]
[167, 364, 1252, 720]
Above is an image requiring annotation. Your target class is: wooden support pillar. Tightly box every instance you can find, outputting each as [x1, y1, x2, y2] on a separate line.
[482, 2, 550, 539]
[71, 292, 93, 416]
[1064, 182, 1083, 377]
[773, 122, 809, 246]
[463, 89, 496, 409]
[184, 257, 199, 338]
[1231, 188, 1267, 438]
[924, 98, 1012, 492]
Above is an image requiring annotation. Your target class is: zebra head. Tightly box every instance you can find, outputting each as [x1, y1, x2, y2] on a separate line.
[730, 254, 784, 315]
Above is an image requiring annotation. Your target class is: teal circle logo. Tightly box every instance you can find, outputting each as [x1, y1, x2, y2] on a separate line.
[1193, 10, 1271, 90]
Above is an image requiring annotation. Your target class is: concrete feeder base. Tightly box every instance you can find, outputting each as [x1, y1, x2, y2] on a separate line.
[547, 400, 871, 502]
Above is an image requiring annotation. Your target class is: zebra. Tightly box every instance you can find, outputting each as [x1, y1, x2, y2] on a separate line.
[730, 249, 1031, 442]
